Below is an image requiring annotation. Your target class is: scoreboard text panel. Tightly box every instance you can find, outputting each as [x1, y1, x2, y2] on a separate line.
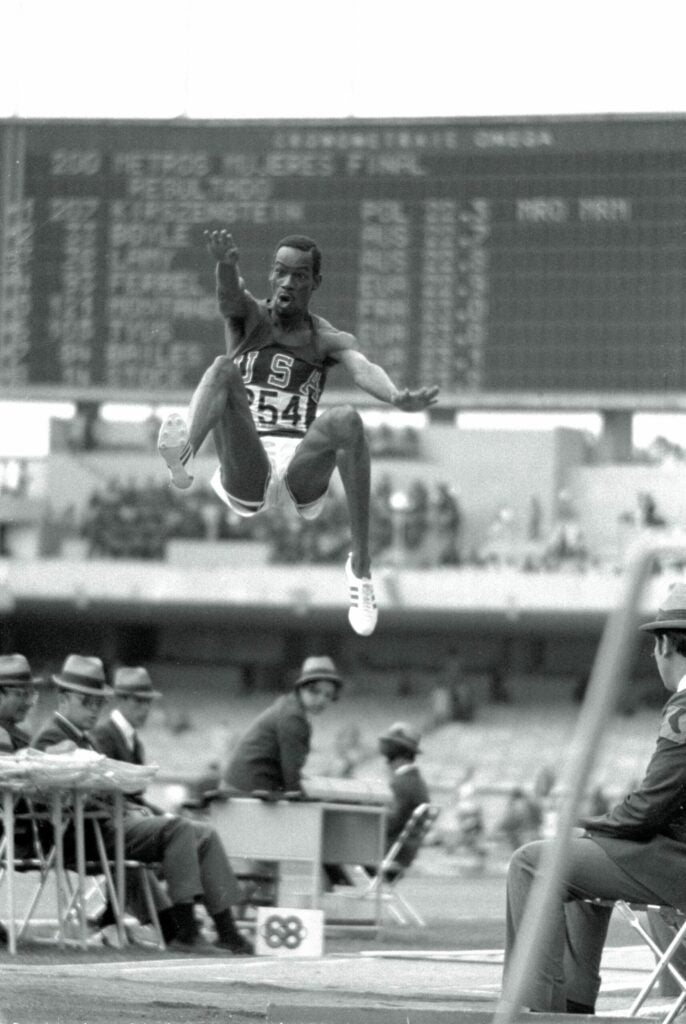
[1, 117, 685, 399]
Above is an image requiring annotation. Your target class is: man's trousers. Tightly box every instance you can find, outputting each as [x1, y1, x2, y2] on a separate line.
[122, 811, 240, 915]
[505, 836, 666, 1011]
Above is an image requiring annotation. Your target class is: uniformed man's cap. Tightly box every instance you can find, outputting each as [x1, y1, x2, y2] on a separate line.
[640, 584, 686, 632]
[378, 721, 422, 756]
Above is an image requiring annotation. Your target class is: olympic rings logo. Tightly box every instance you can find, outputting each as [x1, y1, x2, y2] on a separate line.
[260, 913, 308, 949]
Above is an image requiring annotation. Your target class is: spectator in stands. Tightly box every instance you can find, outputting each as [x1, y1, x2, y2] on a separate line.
[434, 483, 461, 565]
[451, 767, 487, 870]
[527, 495, 543, 543]
[544, 489, 587, 569]
[33, 655, 253, 956]
[482, 504, 517, 566]
[331, 722, 367, 779]
[404, 480, 430, 552]
[224, 655, 344, 794]
[638, 491, 667, 528]
[494, 787, 542, 852]
[503, 582, 686, 1013]
[369, 474, 394, 557]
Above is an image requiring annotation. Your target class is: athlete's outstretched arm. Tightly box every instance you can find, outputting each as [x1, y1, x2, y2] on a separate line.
[204, 228, 255, 320]
[335, 347, 440, 411]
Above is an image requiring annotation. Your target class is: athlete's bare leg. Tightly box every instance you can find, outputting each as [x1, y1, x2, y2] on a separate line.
[160, 356, 269, 503]
[287, 406, 377, 636]
[286, 406, 371, 577]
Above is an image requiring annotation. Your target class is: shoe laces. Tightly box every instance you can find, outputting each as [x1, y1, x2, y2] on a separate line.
[352, 577, 376, 611]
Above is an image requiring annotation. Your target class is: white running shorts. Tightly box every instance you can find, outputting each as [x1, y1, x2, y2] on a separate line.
[210, 435, 327, 520]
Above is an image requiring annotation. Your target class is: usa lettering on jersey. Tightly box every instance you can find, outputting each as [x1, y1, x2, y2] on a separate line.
[235, 347, 325, 437]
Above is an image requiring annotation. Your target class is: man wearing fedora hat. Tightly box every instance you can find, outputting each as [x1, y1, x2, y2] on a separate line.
[91, 667, 163, 797]
[224, 655, 344, 795]
[33, 655, 253, 956]
[0, 653, 43, 755]
[0, 653, 47, 946]
[504, 582, 686, 1013]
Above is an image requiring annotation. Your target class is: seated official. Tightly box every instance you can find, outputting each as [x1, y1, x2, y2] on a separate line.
[224, 656, 344, 890]
[33, 654, 252, 956]
[224, 656, 344, 794]
[377, 722, 430, 876]
[0, 653, 44, 757]
[0, 653, 48, 947]
[326, 721, 430, 887]
[92, 664, 255, 950]
[504, 583, 686, 1013]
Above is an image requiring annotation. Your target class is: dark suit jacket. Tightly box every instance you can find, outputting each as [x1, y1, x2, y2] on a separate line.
[91, 715, 145, 765]
[386, 763, 430, 866]
[0, 719, 29, 754]
[32, 712, 103, 753]
[31, 712, 117, 854]
[0, 718, 37, 855]
[224, 692, 310, 793]
[582, 688, 686, 911]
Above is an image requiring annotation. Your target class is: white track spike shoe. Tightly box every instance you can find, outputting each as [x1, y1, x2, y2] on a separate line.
[345, 553, 378, 636]
[158, 413, 194, 490]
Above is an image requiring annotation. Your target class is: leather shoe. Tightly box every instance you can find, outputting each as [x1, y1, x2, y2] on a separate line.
[167, 933, 226, 956]
[215, 933, 254, 956]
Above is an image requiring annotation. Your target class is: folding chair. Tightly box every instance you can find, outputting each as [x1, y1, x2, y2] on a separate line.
[1, 790, 165, 951]
[59, 799, 165, 950]
[0, 792, 73, 950]
[344, 802, 441, 926]
[584, 898, 686, 1024]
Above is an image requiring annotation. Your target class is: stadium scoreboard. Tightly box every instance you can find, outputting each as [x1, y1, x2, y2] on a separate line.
[1, 115, 685, 404]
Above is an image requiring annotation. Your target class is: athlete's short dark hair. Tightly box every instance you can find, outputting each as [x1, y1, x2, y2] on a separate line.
[274, 235, 322, 277]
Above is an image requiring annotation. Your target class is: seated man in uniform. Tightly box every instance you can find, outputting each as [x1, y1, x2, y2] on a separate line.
[504, 582, 686, 1013]
[377, 721, 430, 877]
[328, 720, 431, 887]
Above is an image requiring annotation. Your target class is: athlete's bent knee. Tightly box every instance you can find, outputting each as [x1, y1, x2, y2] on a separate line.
[207, 355, 243, 391]
[322, 404, 365, 446]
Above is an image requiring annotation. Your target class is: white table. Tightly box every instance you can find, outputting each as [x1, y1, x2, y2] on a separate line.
[210, 796, 386, 927]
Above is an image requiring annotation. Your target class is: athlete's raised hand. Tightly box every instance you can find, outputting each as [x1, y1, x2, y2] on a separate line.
[204, 228, 239, 266]
[391, 385, 440, 411]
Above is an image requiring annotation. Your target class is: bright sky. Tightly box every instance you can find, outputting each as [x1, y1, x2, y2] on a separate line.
[4, 0, 686, 120]
[3, 0, 686, 455]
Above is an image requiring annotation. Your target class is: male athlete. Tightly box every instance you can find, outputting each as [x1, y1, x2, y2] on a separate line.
[158, 229, 439, 635]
